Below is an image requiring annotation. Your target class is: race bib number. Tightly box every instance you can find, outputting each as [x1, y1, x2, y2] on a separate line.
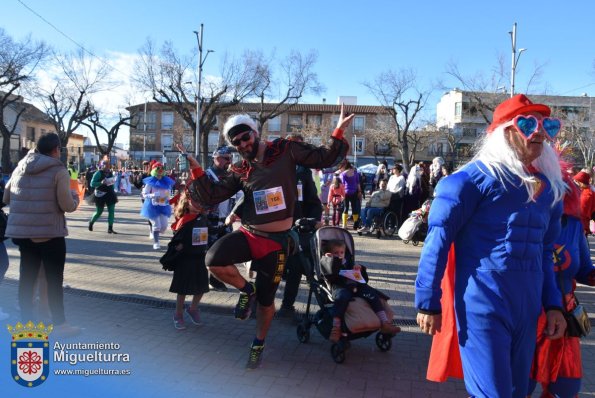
[191, 227, 208, 246]
[253, 186, 286, 215]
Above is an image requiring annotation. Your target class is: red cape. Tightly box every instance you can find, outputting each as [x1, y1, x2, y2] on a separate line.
[426, 245, 464, 382]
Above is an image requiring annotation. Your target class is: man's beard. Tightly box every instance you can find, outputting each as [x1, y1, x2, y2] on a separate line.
[239, 136, 260, 160]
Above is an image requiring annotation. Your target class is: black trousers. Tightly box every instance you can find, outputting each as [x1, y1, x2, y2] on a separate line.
[13, 237, 67, 325]
[281, 231, 314, 309]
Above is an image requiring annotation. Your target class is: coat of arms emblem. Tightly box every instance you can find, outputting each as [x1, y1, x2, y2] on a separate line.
[7, 321, 53, 387]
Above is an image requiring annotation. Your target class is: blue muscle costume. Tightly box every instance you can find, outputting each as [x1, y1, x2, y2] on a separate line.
[415, 160, 563, 398]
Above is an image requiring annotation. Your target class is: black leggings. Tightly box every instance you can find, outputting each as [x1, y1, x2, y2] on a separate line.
[343, 193, 360, 216]
[205, 230, 284, 306]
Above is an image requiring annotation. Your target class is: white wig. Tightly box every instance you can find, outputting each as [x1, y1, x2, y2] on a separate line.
[469, 126, 565, 205]
[406, 164, 420, 195]
[222, 114, 259, 144]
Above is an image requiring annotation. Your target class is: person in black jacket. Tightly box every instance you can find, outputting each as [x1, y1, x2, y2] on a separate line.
[166, 191, 211, 330]
[278, 134, 323, 319]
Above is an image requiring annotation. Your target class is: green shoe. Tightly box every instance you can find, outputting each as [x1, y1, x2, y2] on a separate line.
[246, 344, 264, 369]
[234, 283, 256, 320]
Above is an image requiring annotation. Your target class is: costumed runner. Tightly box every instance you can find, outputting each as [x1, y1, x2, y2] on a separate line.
[528, 156, 595, 397]
[88, 160, 118, 234]
[141, 162, 176, 250]
[416, 94, 567, 397]
[187, 107, 351, 369]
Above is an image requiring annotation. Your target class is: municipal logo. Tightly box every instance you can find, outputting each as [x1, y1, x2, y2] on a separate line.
[7, 321, 53, 387]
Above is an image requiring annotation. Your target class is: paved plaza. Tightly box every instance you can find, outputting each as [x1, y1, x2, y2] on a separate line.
[1, 193, 593, 397]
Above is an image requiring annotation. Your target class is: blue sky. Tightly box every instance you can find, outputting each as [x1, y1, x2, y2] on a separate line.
[3, 0, 595, 144]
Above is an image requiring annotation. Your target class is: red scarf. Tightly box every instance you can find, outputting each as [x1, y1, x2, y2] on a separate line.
[171, 213, 199, 232]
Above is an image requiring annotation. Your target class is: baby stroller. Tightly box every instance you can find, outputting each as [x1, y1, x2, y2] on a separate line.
[296, 226, 396, 363]
[398, 199, 431, 246]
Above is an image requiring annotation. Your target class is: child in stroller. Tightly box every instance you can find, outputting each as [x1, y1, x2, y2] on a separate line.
[296, 226, 400, 363]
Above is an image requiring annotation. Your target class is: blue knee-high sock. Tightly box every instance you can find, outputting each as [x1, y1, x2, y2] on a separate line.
[153, 231, 160, 243]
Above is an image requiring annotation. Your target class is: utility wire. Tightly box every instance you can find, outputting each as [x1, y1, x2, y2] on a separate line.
[16, 0, 131, 79]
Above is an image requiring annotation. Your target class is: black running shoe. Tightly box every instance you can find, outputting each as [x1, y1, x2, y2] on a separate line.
[246, 344, 264, 369]
[234, 283, 256, 320]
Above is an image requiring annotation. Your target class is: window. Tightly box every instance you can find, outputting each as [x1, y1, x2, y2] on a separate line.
[454, 102, 462, 118]
[306, 114, 322, 127]
[146, 112, 157, 130]
[26, 127, 35, 141]
[129, 134, 144, 151]
[145, 133, 156, 151]
[375, 142, 390, 155]
[161, 134, 173, 151]
[208, 132, 220, 152]
[462, 128, 476, 137]
[161, 112, 174, 130]
[353, 116, 365, 132]
[331, 115, 340, 128]
[183, 118, 191, 130]
[287, 114, 303, 132]
[353, 137, 365, 155]
[267, 116, 281, 132]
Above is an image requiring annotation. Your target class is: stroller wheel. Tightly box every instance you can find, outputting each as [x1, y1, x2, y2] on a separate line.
[403, 240, 409, 244]
[375, 332, 392, 352]
[330, 343, 346, 364]
[412, 240, 419, 246]
[297, 323, 310, 343]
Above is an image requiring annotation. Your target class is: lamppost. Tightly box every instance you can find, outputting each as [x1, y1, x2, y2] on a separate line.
[509, 22, 526, 97]
[143, 101, 147, 161]
[193, 24, 214, 166]
[353, 133, 358, 167]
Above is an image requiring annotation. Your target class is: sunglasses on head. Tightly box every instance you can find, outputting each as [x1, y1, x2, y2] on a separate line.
[231, 131, 252, 146]
[504, 115, 562, 141]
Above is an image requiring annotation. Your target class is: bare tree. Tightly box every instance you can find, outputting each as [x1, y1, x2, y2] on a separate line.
[134, 39, 264, 167]
[40, 49, 111, 152]
[365, 115, 398, 162]
[249, 49, 324, 129]
[0, 28, 49, 170]
[363, 68, 428, 172]
[81, 110, 134, 157]
[553, 106, 595, 169]
[444, 56, 547, 123]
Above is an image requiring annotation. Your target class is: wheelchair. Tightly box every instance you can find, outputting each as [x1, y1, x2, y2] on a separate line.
[357, 207, 398, 239]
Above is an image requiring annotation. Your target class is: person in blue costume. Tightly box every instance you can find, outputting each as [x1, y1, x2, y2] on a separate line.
[415, 94, 568, 398]
[528, 159, 595, 398]
[141, 162, 176, 250]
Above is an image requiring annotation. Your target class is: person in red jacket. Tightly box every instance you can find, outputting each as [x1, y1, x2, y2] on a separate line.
[573, 170, 595, 235]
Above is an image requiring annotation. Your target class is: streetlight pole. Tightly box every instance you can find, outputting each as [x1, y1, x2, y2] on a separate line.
[353, 133, 358, 167]
[143, 101, 147, 160]
[509, 22, 526, 98]
[193, 24, 214, 166]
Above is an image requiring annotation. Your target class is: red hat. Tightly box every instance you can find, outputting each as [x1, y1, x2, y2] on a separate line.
[574, 171, 591, 186]
[151, 162, 164, 170]
[487, 94, 551, 132]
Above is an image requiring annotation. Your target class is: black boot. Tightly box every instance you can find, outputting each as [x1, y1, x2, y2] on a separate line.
[108, 226, 117, 234]
[88, 222, 93, 231]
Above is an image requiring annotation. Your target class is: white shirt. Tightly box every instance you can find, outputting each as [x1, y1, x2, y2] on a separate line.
[387, 175, 406, 197]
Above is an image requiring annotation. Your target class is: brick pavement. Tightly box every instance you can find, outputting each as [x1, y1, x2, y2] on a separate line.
[0, 193, 593, 397]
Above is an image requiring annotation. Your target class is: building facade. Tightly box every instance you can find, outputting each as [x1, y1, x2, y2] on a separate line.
[433, 89, 595, 165]
[127, 100, 394, 168]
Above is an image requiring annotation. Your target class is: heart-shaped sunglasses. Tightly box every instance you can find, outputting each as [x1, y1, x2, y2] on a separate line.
[503, 115, 562, 141]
